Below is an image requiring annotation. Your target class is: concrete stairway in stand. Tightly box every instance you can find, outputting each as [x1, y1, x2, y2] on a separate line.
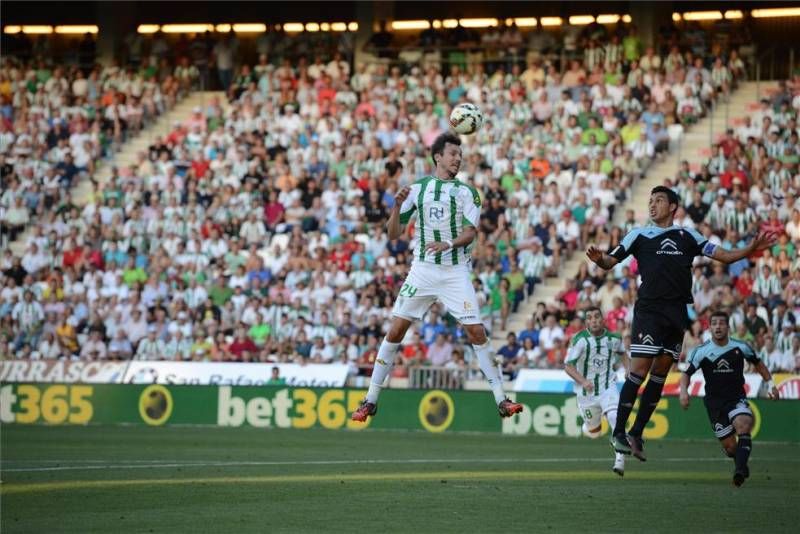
[8, 91, 227, 256]
[617, 81, 776, 225]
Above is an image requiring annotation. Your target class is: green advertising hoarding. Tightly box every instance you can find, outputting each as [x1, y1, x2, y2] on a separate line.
[1, 383, 798, 442]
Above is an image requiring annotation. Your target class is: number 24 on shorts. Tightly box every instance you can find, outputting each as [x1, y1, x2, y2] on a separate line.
[398, 283, 417, 297]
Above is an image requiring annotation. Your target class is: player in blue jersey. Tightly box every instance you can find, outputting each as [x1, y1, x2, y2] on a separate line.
[680, 311, 779, 486]
[586, 186, 776, 461]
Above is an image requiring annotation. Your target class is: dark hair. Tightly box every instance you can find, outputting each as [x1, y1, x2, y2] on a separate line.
[710, 310, 730, 322]
[651, 185, 680, 206]
[431, 132, 461, 165]
[584, 306, 602, 317]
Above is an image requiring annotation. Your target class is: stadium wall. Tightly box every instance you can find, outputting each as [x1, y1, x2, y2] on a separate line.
[1, 384, 798, 443]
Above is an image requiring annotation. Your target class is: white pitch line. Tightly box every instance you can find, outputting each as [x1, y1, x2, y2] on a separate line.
[3, 456, 796, 473]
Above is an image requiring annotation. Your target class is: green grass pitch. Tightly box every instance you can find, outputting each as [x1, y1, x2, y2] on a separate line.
[2, 425, 799, 533]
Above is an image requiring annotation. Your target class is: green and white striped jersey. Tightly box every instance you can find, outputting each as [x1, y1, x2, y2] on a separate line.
[565, 329, 625, 395]
[399, 176, 481, 266]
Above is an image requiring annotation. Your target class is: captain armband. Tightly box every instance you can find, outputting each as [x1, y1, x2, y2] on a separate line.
[702, 242, 717, 257]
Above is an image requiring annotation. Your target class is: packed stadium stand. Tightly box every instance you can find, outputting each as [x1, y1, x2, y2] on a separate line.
[0, 18, 797, 384]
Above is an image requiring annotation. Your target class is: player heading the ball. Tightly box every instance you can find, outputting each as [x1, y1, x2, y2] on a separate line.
[351, 131, 522, 423]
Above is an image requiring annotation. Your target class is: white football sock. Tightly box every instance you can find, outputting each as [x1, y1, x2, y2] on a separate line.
[606, 408, 618, 430]
[473, 341, 506, 404]
[365, 340, 400, 404]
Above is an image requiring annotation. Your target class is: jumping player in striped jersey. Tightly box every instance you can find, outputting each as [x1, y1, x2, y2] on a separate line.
[351, 132, 523, 422]
[565, 307, 628, 476]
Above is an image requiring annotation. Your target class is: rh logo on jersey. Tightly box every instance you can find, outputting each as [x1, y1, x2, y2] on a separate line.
[429, 206, 445, 219]
[426, 201, 451, 230]
[657, 238, 682, 255]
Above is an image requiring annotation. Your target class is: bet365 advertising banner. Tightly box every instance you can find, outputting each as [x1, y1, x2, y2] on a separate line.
[1, 384, 798, 442]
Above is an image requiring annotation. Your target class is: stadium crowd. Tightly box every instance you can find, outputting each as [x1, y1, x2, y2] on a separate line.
[0, 20, 797, 383]
[529, 83, 800, 378]
[0, 55, 194, 246]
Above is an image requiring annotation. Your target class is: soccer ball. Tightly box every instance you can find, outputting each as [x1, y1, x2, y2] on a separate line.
[449, 102, 484, 135]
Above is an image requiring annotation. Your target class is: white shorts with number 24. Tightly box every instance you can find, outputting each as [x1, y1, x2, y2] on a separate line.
[392, 260, 482, 325]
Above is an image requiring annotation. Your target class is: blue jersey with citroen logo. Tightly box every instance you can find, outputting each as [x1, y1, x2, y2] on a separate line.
[609, 225, 716, 303]
[685, 338, 760, 398]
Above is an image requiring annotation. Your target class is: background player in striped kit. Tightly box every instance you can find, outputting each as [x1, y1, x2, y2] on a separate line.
[565, 307, 628, 476]
[680, 311, 779, 487]
[351, 132, 523, 422]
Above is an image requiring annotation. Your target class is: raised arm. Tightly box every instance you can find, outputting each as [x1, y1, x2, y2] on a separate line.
[707, 231, 777, 265]
[586, 245, 620, 271]
[387, 186, 411, 240]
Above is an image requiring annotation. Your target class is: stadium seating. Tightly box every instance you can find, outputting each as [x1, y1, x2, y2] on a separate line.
[1, 22, 797, 382]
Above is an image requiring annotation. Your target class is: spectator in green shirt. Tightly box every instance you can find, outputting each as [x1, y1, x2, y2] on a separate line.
[224, 239, 247, 272]
[500, 162, 524, 195]
[505, 260, 526, 312]
[190, 330, 213, 360]
[623, 27, 642, 63]
[36, 62, 52, 84]
[249, 323, 272, 346]
[266, 366, 286, 386]
[577, 101, 600, 130]
[139, 57, 158, 80]
[620, 117, 642, 146]
[209, 275, 233, 307]
[572, 193, 588, 225]
[581, 118, 608, 145]
[122, 258, 147, 288]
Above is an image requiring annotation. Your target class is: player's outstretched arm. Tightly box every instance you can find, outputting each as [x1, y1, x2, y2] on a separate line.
[387, 186, 411, 240]
[708, 230, 777, 265]
[586, 245, 620, 271]
[679, 372, 691, 409]
[753, 360, 780, 400]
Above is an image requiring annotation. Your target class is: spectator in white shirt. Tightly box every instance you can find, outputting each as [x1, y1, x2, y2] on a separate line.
[555, 210, 580, 250]
[12, 290, 45, 351]
[80, 330, 108, 360]
[108, 330, 134, 360]
[169, 311, 194, 339]
[136, 326, 167, 360]
[240, 211, 268, 247]
[310, 336, 336, 363]
[127, 309, 149, 344]
[21, 243, 48, 274]
[538, 314, 565, 351]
